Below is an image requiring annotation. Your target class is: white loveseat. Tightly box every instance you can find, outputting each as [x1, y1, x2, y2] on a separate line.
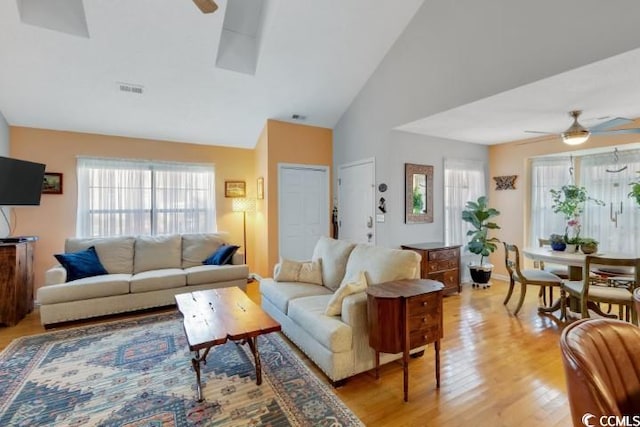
[259, 236, 422, 384]
[38, 233, 249, 326]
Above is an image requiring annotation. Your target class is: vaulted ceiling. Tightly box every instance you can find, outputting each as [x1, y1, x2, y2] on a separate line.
[3, 0, 640, 149]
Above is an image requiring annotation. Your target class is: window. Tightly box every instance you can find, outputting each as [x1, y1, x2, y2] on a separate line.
[529, 157, 572, 247]
[77, 157, 216, 237]
[580, 150, 640, 253]
[444, 158, 486, 248]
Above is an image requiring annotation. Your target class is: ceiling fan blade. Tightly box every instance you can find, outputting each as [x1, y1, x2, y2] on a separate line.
[524, 130, 555, 135]
[591, 128, 640, 135]
[192, 0, 218, 13]
[517, 134, 557, 145]
[588, 117, 633, 131]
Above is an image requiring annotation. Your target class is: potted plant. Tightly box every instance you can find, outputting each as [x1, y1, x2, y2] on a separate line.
[549, 234, 566, 251]
[550, 184, 604, 219]
[579, 237, 598, 255]
[550, 184, 604, 253]
[629, 171, 640, 206]
[461, 196, 501, 284]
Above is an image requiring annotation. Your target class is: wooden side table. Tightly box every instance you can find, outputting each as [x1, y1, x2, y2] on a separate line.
[401, 242, 461, 295]
[367, 279, 444, 401]
[0, 238, 36, 326]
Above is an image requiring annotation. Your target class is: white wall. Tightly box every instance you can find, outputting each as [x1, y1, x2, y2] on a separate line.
[334, 0, 640, 248]
[0, 111, 10, 237]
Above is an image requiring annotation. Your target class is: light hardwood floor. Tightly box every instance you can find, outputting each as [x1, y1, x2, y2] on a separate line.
[0, 280, 572, 426]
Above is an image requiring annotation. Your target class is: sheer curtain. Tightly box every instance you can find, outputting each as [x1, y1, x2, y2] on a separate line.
[444, 158, 486, 282]
[529, 156, 572, 247]
[77, 157, 216, 237]
[580, 149, 640, 253]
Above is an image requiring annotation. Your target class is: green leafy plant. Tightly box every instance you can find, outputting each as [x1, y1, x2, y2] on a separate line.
[549, 234, 565, 244]
[550, 184, 604, 219]
[412, 187, 424, 214]
[579, 237, 598, 245]
[461, 196, 501, 266]
[629, 172, 640, 206]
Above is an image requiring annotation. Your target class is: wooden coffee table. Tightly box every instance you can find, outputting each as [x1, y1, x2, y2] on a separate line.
[175, 287, 281, 401]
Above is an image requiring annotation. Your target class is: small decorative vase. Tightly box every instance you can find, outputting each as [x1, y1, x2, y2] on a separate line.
[581, 243, 598, 254]
[550, 242, 566, 251]
[565, 244, 578, 253]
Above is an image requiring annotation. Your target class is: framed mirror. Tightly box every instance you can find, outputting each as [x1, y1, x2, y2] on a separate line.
[405, 163, 433, 224]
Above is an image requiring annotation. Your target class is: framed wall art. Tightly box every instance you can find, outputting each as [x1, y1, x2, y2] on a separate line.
[225, 181, 246, 198]
[257, 177, 264, 199]
[42, 172, 63, 194]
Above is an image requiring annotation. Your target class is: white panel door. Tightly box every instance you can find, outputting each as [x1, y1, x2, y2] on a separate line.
[279, 164, 329, 260]
[338, 158, 375, 244]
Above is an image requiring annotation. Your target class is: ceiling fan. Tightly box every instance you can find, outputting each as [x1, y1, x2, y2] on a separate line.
[525, 110, 640, 145]
[192, 0, 218, 13]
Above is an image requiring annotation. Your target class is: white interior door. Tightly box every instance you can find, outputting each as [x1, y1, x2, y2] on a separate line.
[338, 158, 375, 244]
[278, 164, 330, 260]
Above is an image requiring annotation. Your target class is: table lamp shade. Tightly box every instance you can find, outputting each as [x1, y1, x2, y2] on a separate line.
[232, 198, 256, 213]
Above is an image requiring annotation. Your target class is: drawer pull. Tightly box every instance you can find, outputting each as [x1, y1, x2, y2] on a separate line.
[422, 317, 426, 323]
[422, 302, 428, 307]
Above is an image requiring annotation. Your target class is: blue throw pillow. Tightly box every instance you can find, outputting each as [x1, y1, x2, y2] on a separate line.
[54, 246, 108, 282]
[203, 244, 240, 266]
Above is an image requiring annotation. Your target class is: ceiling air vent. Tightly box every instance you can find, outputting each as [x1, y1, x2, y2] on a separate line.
[117, 82, 144, 94]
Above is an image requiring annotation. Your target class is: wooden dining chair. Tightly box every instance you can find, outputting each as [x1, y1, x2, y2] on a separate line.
[536, 238, 569, 305]
[560, 255, 640, 324]
[503, 243, 563, 315]
[537, 238, 569, 279]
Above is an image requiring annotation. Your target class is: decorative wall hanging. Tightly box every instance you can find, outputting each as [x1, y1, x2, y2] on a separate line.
[405, 163, 433, 223]
[493, 175, 517, 190]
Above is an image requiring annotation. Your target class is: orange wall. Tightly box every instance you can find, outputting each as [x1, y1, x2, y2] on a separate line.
[10, 127, 255, 290]
[254, 124, 269, 277]
[264, 120, 333, 273]
[488, 124, 640, 277]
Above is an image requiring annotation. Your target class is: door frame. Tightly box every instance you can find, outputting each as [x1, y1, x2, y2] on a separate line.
[338, 157, 376, 244]
[277, 163, 331, 259]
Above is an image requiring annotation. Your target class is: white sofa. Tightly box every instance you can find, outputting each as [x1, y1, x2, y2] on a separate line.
[38, 233, 249, 326]
[259, 236, 422, 384]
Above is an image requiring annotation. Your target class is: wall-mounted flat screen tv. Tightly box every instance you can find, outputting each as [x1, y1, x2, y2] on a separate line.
[0, 156, 46, 206]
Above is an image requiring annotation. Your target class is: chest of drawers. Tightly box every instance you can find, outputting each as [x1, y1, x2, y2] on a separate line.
[401, 242, 461, 295]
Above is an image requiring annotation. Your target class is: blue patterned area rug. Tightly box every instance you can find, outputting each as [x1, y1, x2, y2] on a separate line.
[0, 312, 363, 426]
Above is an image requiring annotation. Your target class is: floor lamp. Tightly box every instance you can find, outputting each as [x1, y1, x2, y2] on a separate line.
[232, 198, 256, 265]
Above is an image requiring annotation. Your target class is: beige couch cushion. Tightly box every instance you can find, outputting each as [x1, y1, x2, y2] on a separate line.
[37, 274, 131, 304]
[342, 244, 420, 285]
[288, 295, 353, 353]
[325, 271, 367, 316]
[275, 259, 323, 285]
[181, 233, 226, 268]
[130, 268, 186, 293]
[259, 278, 332, 314]
[134, 234, 182, 274]
[312, 237, 356, 291]
[185, 264, 249, 286]
[65, 236, 135, 274]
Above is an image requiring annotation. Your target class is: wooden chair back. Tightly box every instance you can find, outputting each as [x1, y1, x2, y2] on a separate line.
[580, 256, 640, 323]
[503, 242, 524, 281]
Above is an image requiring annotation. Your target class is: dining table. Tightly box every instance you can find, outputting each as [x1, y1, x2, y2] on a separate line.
[523, 247, 638, 318]
[522, 247, 590, 281]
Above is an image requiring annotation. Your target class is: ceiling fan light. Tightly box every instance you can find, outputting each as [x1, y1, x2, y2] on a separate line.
[562, 130, 590, 145]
